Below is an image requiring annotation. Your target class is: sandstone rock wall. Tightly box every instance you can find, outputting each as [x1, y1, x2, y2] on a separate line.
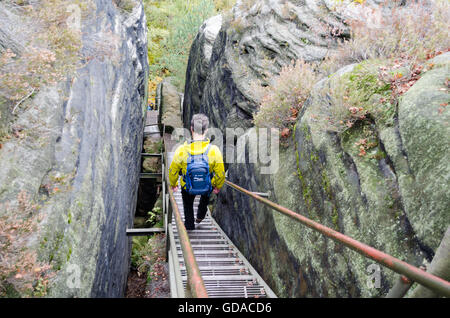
[184, 0, 449, 297]
[0, 0, 148, 297]
[183, 14, 223, 128]
[194, 0, 348, 133]
[159, 77, 183, 130]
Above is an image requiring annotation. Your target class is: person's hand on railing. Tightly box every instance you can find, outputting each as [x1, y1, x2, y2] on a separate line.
[213, 187, 220, 194]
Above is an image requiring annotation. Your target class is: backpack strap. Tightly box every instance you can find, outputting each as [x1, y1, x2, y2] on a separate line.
[186, 149, 193, 163]
[204, 143, 211, 156]
[204, 144, 212, 177]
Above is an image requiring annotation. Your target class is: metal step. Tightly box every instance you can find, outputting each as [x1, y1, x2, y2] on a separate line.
[175, 240, 228, 246]
[177, 252, 238, 258]
[180, 265, 248, 271]
[180, 257, 243, 265]
[181, 275, 256, 281]
[177, 245, 234, 250]
[181, 268, 250, 276]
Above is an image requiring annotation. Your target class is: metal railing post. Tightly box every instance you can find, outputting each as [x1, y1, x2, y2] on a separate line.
[164, 149, 208, 298]
[163, 191, 172, 261]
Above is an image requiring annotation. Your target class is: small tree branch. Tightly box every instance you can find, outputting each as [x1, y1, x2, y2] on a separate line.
[12, 87, 35, 114]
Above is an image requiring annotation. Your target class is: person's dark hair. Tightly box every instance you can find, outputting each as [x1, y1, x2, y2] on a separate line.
[191, 113, 209, 135]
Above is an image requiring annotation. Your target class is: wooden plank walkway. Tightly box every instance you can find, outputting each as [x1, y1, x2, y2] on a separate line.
[167, 151, 276, 298]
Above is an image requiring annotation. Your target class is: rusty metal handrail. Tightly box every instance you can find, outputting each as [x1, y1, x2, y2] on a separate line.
[224, 180, 450, 297]
[164, 149, 208, 298]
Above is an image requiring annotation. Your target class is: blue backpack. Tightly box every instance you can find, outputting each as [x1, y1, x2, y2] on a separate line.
[184, 144, 212, 195]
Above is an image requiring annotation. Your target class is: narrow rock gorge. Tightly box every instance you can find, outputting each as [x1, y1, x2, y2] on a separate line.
[1, 0, 448, 299]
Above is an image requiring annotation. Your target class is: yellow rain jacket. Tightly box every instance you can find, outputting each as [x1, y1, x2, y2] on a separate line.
[169, 139, 225, 190]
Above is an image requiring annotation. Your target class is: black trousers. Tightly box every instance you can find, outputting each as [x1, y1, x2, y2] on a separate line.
[181, 188, 210, 230]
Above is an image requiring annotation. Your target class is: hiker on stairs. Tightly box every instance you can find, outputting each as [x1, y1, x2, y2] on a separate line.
[168, 113, 225, 230]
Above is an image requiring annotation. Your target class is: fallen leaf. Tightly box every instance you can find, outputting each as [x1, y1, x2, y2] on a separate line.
[355, 139, 367, 146]
[290, 107, 299, 117]
[349, 107, 359, 114]
[358, 146, 366, 157]
[281, 128, 290, 138]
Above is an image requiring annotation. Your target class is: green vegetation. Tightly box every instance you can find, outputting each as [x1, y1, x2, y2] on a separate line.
[253, 0, 449, 135]
[131, 234, 166, 283]
[144, 0, 236, 104]
[253, 60, 319, 129]
[142, 137, 163, 172]
[144, 0, 228, 94]
[0, 0, 93, 143]
[146, 204, 163, 228]
[324, 0, 450, 133]
[324, 60, 392, 133]
[0, 0, 91, 105]
[329, 0, 449, 72]
[0, 191, 53, 297]
[143, 137, 163, 153]
[152, 0, 215, 89]
[0, 97, 10, 141]
[294, 144, 313, 211]
[113, 0, 137, 12]
[130, 194, 164, 284]
[331, 206, 339, 229]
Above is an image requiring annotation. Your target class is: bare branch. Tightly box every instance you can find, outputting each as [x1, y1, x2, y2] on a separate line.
[12, 87, 35, 114]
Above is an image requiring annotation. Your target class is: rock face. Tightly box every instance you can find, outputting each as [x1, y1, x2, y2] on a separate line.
[187, 0, 348, 132]
[159, 77, 183, 130]
[183, 14, 223, 127]
[395, 53, 450, 250]
[0, 1, 148, 297]
[184, 0, 449, 297]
